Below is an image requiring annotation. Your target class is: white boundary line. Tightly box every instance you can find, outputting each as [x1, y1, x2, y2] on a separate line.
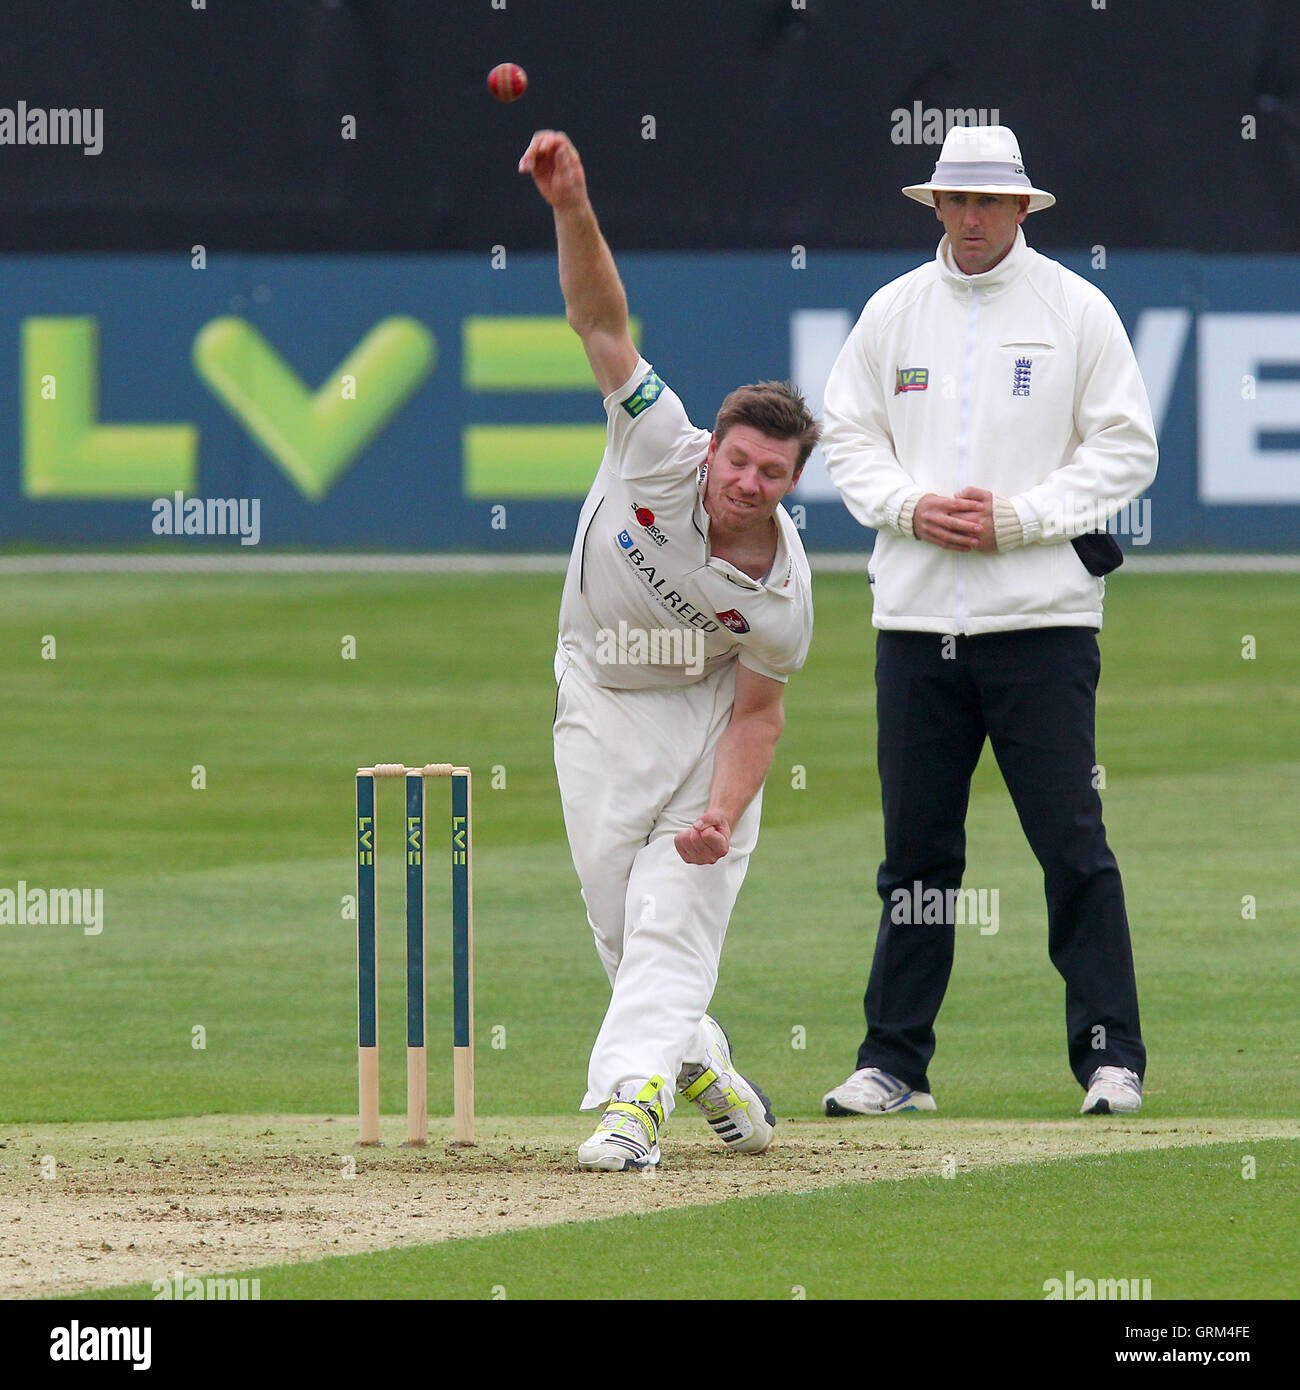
[0, 552, 1297, 575]
[814, 553, 1300, 574]
[0, 553, 569, 574]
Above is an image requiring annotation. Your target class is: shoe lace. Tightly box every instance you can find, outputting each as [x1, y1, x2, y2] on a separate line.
[694, 1072, 738, 1115]
[851, 1068, 904, 1100]
[1092, 1066, 1140, 1092]
[601, 1101, 658, 1143]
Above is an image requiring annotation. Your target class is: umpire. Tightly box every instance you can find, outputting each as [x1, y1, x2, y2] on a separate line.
[819, 125, 1158, 1117]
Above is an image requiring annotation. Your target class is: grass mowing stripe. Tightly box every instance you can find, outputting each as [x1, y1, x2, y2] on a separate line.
[79, 1139, 1298, 1301]
[1, 573, 1298, 1125]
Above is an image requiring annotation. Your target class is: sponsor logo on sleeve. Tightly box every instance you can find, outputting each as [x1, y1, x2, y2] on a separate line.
[620, 370, 666, 418]
[715, 609, 750, 634]
[631, 503, 669, 547]
[894, 367, 929, 394]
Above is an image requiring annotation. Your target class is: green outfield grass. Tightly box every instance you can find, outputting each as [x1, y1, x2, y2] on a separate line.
[79, 1139, 1298, 1300]
[0, 570, 1297, 1129]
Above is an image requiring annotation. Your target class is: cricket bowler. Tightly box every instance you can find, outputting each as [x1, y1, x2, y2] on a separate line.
[520, 129, 819, 1170]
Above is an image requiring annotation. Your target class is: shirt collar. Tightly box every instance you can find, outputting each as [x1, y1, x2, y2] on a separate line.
[702, 500, 798, 598]
[935, 225, 1030, 295]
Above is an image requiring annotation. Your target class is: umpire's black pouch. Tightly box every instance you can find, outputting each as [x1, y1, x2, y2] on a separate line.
[1071, 531, 1124, 576]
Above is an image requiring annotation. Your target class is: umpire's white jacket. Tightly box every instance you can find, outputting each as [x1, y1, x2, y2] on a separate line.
[821, 228, 1157, 635]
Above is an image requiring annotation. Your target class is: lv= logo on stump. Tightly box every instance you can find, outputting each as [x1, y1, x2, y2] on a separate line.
[355, 763, 474, 1147]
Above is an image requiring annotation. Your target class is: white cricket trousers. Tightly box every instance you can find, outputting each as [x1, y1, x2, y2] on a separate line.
[553, 655, 763, 1113]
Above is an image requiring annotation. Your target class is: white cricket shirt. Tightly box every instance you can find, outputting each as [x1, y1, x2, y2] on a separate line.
[556, 358, 813, 690]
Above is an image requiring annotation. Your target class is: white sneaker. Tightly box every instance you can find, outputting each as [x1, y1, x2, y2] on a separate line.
[577, 1076, 665, 1170]
[822, 1067, 937, 1116]
[678, 1016, 775, 1156]
[1081, 1065, 1142, 1115]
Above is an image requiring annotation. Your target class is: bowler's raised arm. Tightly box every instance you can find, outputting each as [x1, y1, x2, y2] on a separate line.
[520, 130, 639, 397]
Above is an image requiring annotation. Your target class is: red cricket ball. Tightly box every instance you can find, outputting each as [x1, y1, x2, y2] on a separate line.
[487, 63, 527, 103]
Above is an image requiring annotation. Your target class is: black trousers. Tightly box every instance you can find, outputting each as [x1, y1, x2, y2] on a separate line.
[859, 627, 1145, 1092]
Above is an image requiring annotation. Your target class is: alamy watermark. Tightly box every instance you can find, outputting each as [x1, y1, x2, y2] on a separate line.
[1043, 1269, 1152, 1300]
[152, 1271, 262, 1300]
[890, 103, 1000, 145]
[0, 102, 102, 156]
[0, 881, 103, 935]
[1041, 495, 1152, 546]
[890, 881, 999, 935]
[594, 621, 705, 676]
[151, 492, 261, 546]
[49, 1322, 149, 1369]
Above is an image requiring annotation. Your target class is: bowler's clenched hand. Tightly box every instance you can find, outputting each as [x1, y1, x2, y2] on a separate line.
[675, 810, 731, 865]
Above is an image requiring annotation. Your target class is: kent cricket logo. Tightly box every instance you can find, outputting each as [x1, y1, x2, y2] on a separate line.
[895, 367, 929, 393]
[620, 371, 665, 418]
[631, 503, 669, 547]
[1013, 357, 1033, 396]
[715, 609, 750, 634]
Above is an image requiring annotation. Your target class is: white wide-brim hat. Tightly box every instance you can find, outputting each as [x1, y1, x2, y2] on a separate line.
[902, 124, 1055, 213]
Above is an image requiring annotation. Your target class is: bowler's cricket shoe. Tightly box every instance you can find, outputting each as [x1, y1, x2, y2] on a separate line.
[1080, 1065, 1142, 1115]
[677, 1015, 775, 1155]
[577, 1076, 665, 1171]
[822, 1067, 937, 1116]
